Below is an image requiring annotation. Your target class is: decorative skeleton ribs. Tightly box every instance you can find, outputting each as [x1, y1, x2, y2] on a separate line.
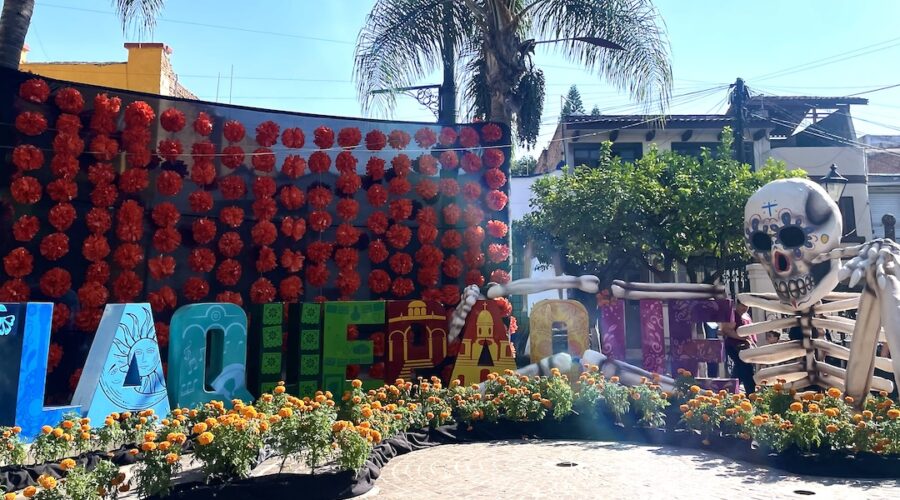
[738, 178, 900, 405]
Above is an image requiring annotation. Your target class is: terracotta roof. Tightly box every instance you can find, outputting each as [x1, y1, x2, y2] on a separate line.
[868, 150, 900, 174]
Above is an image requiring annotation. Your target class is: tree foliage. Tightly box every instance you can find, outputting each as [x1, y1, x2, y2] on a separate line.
[511, 156, 537, 177]
[561, 85, 586, 118]
[519, 129, 806, 285]
[590, 105, 601, 116]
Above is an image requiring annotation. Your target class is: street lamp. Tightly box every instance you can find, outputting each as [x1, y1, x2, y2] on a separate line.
[820, 164, 848, 202]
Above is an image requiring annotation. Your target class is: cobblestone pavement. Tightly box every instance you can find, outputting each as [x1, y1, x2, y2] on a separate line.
[361, 440, 899, 500]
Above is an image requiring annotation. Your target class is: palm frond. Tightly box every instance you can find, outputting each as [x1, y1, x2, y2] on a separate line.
[114, 0, 165, 36]
[462, 55, 490, 120]
[515, 66, 545, 148]
[353, 0, 476, 117]
[529, 0, 673, 114]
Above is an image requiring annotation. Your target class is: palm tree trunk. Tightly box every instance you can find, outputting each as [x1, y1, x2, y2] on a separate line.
[482, 1, 523, 130]
[0, 0, 34, 70]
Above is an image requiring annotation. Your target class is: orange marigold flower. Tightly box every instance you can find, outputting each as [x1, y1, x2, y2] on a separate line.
[789, 402, 803, 412]
[826, 424, 839, 433]
[59, 458, 76, 470]
[23, 486, 37, 498]
[141, 442, 157, 452]
[888, 409, 900, 420]
[166, 453, 179, 464]
[273, 386, 286, 395]
[689, 385, 701, 394]
[827, 387, 842, 398]
[197, 432, 214, 445]
[351, 379, 363, 389]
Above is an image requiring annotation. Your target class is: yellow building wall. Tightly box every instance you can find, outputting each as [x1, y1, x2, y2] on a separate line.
[20, 43, 165, 95]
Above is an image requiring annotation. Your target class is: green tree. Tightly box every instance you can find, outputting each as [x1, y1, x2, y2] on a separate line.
[590, 105, 601, 116]
[354, 0, 672, 148]
[0, 1, 163, 70]
[519, 129, 806, 285]
[511, 155, 537, 177]
[561, 85, 586, 119]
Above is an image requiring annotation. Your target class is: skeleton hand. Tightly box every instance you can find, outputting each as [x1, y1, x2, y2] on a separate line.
[812, 239, 900, 289]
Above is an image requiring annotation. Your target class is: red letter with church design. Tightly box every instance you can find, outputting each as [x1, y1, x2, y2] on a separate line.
[449, 300, 516, 385]
[385, 300, 448, 382]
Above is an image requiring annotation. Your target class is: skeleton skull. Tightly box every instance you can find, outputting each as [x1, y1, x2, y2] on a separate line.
[744, 178, 842, 310]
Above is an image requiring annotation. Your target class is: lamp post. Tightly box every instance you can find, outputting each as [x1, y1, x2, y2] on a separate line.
[820, 164, 848, 202]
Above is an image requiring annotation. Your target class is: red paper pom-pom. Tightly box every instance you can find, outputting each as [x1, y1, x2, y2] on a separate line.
[148, 286, 177, 313]
[47, 343, 63, 373]
[368, 269, 391, 294]
[11, 176, 42, 204]
[482, 123, 502, 142]
[386, 223, 412, 249]
[388, 129, 411, 149]
[252, 197, 277, 220]
[57, 114, 83, 136]
[250, 220, 276, 246]
[194, 112, 213, 136]
[335, 223, 360, 247]
[366, 184, 388, 207]
[465, 270, 485, 287]
[218, 232, 244, 257]
[338, 127, 362, 148]
[490, 269, 511, 284]
[216, 207, 241, 229]
[464, 248, 485, 268]
[389, 199, 413, 221]
[439, 150, 458, 169]
[365, 129, 387, 150]
[86, 261, 110, 284]
[307, 241, 334, 264]
[222, 145, 245, 169]
[74, 308, 102, 332]
[366, 211, 389, 235]
[55, 87, 84, 114]
[51, 154, 79, 179]
[0, 279, 30, 302]
[416, 206, 438, 226]
[251, 147, 276, 172]
[218, 176, 246, 201]
[307, 186, 333, 209]
[309, 151, 331, 173]
[417, 267, 439, 288]
[487, 220, 508, 238]
[13, 215, 40, 241]
[90, 183, 118, 207]
[418, 154, 438, 176]
[188, 248, 216, 273]
[160, 108, 186, 132]
[439, 179, 460, 197]
[191, 218, 217, 244]
[464, 226, 486, 247]
[442, 255, 463, 278]
[126, 147, 151, 169]
[40, 267, 72, 298]
[118, 168, 150, 194]
[280, 249, 305, 273]
[439, 128, 457, 147]
[47, 178, 77, 202]
[78, 281, 109, 308]
[391, 154, 412, 176]
[415, 244, 443, 268]
[183, 276, 210, 301]
[257, 246, 277, 273]
[124, 101, 155, 128]
[336, 172, 362, 195]
[335, 247, 359, 269]
[192, 140, 215, 158]
[366, 157, 386, 180]
[277, 185, 304, 210]
[151, 202, 180, 228]
[52, 303, 70, 332]
[484, 168, 507, 190]
[148, 255, 176, 280]
[252, 176, 276, 199]
[369, 239, 389, 264]
[113, 243, 143, 269]
[19, 78, 50, 103]
[336, 198, 360, 221]
[282, 127, 305, 148]
[442, 204, 461, 225]
[309, 211, 333, 232]
[82, 234, 111, 262]
[487, 243, 511, 263]
[484, 148, 505, 169]
[88, 162, 116, 185]
[417, 223, 438, 244]
[4, 247, 33, 278]
[156, 170, 183, 196]
[279, 276, 303, 301]
[189, 190, 214, 212]
[388, 176, 410, 196]
[191, 162, 217, 186]
[224, 120, 246, 143]
[15, 111, 48, 136]
[48, 202, 76, 231]
[459, 126, 480, 148]
[335, 151, 358, 174]
[216, 259, 242, 286]
[440, 230, 463, 250]
[306, 264, 329, 287]
[152, 227, 181, 253]
[282, 155, 306, 178]
[461, 152, 482, 174]
[314, 126, 335, 149]
[486, 190, 509, 211]
[281, 217, 306, 240]
[158, 138, 183, 162]
[337, 269, 361, 296]
[391, 277, 414, 297]
[12, 145, 44, 171]
[256, 120, 280, 147]
[216, 291, 243, 306]
[122, 126, 150, 149]
[91, 93, 121, 133]
[415, 127, 437, 148]
[463, 205, 485, 226]
[462, 182, 482, 201]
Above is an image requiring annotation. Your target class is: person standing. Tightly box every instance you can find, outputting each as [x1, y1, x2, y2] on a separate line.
[719, 301, 756, 394]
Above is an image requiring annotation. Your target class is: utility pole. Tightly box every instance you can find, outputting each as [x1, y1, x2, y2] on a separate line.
[730, 77, 748, 164]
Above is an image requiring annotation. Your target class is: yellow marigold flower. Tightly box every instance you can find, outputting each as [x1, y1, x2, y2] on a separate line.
[532, 393, 542, 401]
[144, 431, 157, 442]
[165, 453, 179, 464]
[826, 424, 839, 433]
[735, 415, 745, 425]
[789, 402, 803, 412]
[141, 442, 157, 452]
[725, 408, 736, 417]
[52, 428, 64, 438]
[80, 432, 90, 440]
[197, 432, 214, 445]
[38, 474, 57, 489]
[610, 376, 620, 384]
[351, 379, 363, 389]
[844, 396, 855, 404]
[23, 486, 37, 498]
[60, 458, 77, 470]
[689, 385, 701, 394]
[158, 441, 171, 452]
[751, 415, 765, 427]
[5, 492, 16, 500]
[824, 408, 838, 418]
[826, 387, 842, 398]
[740, 401, 753, 412]
[61, 420, 74, 430]
[192, 423, 208, 434]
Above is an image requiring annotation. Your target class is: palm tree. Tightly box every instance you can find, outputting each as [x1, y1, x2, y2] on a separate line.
[0, 0, 164, 70]
[354, 0, 672, 148]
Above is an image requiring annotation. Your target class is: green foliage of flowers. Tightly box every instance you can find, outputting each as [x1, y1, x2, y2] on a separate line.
[598, 376, 631, 424]
[0, 425, 26, 467]
[629, 379, 669, 428]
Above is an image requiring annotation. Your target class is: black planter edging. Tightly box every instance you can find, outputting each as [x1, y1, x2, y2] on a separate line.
[0, 445, 141, 493]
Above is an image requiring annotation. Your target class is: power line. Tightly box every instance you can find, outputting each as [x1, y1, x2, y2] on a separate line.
[751, 36, 900, 82]
[848, 83, 900, 97]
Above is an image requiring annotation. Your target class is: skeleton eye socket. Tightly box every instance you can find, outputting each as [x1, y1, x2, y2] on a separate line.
[779, 226, 806, 248]
[750, 231, 772, 252]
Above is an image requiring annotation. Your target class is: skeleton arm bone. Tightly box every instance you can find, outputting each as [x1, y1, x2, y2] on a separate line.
[485, 275, 600, 299]
[612, 281, 726, 300]
[736, 317, 799, 338]
[736, 293, 797, 315]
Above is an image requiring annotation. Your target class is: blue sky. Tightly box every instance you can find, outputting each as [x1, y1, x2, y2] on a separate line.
[23, 0, 900, 156]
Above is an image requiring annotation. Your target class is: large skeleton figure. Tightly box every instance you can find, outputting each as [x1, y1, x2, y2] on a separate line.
[737, 178, 900, 404]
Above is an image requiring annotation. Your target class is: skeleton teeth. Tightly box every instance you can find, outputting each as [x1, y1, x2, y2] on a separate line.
[775, 275, 817, 301]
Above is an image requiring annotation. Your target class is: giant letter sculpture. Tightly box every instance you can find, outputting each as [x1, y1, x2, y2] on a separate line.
[322, 301, 384, 395]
